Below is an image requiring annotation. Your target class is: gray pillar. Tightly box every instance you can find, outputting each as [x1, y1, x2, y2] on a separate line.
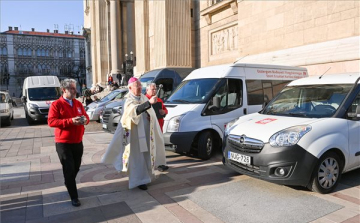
[110, 0, 121, 82]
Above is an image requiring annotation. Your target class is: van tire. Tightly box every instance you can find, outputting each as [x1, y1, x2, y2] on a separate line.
[26, 113, 34, 125]
[308, 151, 342, 194]
[2, 117, 11, 126]
[198, 131, 213, 160]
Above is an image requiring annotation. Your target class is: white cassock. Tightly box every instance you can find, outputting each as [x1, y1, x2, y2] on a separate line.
[101, 92, 166, 189]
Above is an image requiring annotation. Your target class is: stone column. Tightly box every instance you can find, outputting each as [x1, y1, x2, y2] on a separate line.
[110, 0, 121, 82]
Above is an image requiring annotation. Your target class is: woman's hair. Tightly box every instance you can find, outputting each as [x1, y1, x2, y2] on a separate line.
[60, 78, 77, 90]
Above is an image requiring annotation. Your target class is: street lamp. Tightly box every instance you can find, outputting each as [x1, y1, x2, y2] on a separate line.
[2, 73, 10, 90]
[122, 51, 134, 86]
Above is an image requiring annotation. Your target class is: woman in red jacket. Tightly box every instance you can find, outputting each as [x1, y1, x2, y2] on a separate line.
[48, 78, 89, 207]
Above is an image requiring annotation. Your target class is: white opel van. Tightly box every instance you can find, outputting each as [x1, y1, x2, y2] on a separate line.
[163, 63, 308, 159]
[223, 73, 360, 193]
[21, 76, 61, 125]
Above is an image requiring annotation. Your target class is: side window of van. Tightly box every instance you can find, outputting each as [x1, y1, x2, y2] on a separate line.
[206, 78, 243, 115]
[246, 80, 289, 105]
[156, 78, 174, 100]
[347, 92, 360, 119]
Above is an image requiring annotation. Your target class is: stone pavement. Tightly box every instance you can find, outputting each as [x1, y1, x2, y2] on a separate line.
[1, 108, 360, 223]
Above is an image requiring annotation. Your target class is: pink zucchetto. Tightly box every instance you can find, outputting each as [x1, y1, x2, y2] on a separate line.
[128, 77, 139, 86]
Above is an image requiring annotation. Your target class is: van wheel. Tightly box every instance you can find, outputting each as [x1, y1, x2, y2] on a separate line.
[308, 152, 342, 194]
[2, 117, 11, 126]
[198, 131, 213, 160]
[26, 113, 34, 125]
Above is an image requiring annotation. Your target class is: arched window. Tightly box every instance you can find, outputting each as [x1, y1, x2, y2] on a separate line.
[37, 49, 41, 56]
[18, 48, 23, 56]
[46, 49, 49, 57]
[41, 49, 45, 57]
[27, 49, 32, 56]
[3, 48, 7, 55]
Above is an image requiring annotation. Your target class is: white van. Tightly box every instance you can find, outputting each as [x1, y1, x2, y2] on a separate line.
[163, 63, 308, 159]
[223, 73, 360, 193]
[0, 91, 14, 126]
[21, 76, 61, 124]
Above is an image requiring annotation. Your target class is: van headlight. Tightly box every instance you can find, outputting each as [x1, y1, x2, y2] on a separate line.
[269, 125, 312, 147]
[28, 103, 38, 109]
[225, 118, 239, 136]
[0, 109, 9, 113]
[112, 106, 122, 114]
[167, 115, 184, 132]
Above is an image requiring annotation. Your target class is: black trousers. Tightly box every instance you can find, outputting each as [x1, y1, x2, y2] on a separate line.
[56, 142, 83, 199]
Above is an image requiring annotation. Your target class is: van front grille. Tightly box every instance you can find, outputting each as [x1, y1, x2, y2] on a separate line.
[38, 108, 49, 114]
[229, 160, 261, 176]
[102, 108, 113, 124]
[227, 135, 264, 153]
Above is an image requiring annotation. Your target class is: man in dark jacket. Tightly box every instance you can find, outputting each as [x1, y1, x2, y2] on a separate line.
[48, 79, 90, 207]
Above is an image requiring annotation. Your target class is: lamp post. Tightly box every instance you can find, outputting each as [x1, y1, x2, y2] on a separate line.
[3, 73, 10, 90]
[122, 51, 134, 86]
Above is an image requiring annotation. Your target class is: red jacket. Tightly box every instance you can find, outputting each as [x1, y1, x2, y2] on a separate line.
[145, 94, 168, 132]
[48, 96, 90, 143]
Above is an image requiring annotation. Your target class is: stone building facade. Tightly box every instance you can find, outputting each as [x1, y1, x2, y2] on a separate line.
[0, 27, 86, 97]
[84, 0, 359, 85]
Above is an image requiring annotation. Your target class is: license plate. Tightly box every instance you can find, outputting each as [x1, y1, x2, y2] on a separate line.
[228, 151, 251, 165]
[102, 124, 107, 129]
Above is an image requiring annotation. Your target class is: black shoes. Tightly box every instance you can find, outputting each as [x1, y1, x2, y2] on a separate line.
[138, 184, 148, 190]
[71, 198, 81, 207]
[157, 165, 169, 172]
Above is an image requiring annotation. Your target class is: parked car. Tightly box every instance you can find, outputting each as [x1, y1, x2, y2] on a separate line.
[85, 88, 128, 121]
[21, 76, 61, 125]
[0, 91, 14, 126]
[223, 73, 360, 193]
[101, 68, 191, 133]
[101, 99, 125, 133]
[163, 63, 308, 160]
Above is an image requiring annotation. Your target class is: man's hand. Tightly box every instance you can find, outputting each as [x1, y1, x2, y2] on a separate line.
[159, 109, 166, 115]
[72, 116, 83, 125]
[149, 96, 157, 104]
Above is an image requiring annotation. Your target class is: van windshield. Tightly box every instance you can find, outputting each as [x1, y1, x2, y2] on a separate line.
[166, 78, 219, 104]
[100, 91, 121, 102]
[0, 93, 6, 103]
[262, 84, 353, 118]
[140, 77, 154, 94]
[28, 87, 61, 101]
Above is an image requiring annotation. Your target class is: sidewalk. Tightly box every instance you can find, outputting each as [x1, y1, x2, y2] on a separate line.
[1, 119, 360, 222]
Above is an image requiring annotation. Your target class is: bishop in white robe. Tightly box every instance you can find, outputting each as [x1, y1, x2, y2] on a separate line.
[101, 77, 166, 190]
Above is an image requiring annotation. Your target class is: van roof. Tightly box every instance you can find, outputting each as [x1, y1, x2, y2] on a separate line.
[288, 73, 360, 86]
[25, 76, 60, 88]
[185, 63, 307, 80]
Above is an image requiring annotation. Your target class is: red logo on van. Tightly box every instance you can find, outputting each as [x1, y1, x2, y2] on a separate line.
[255, 118, 277, 124]
[46, 101, 52, 105]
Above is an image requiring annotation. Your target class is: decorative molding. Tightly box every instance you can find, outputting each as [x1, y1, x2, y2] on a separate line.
[210, 23, 238, 56]
[201, 0, 236, 25]
[230, 2, 238, 14]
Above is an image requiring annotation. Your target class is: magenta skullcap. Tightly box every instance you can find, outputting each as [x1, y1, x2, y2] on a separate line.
[128, 77, 139, 86]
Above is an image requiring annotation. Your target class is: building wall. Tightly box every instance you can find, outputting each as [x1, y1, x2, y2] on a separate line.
[0, 31, 86, 97]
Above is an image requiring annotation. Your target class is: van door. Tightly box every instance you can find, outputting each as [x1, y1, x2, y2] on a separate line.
[205, 78, 244, 135]
[346, 91, 360, 170]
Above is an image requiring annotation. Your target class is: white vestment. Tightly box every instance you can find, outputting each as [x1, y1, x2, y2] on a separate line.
[101, 93, 166, 189]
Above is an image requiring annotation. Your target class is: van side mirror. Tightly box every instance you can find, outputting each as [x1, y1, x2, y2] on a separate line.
[347, 105, 360, 120]
[21, 96, 27, 103]
[208, 96, 220, 111]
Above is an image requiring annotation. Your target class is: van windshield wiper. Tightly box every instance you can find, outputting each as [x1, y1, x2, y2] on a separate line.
[172, 99, 191, 103]
[288, 112, 308, 117]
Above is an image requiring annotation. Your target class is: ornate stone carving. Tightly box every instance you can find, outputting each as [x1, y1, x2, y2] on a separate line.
[211, 25, 238, 55]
